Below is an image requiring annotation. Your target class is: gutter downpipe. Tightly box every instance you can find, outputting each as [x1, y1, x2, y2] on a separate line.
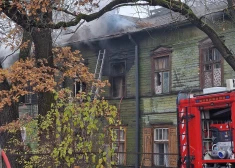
[128, 34, 140, 168]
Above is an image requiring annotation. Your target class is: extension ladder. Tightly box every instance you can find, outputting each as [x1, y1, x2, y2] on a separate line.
[91, 49, 106, 98]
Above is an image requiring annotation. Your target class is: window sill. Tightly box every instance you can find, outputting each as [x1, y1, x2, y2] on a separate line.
[153, 92, 172, 97]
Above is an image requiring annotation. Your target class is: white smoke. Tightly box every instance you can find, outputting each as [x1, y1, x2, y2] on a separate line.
[67, 13, 135, 42]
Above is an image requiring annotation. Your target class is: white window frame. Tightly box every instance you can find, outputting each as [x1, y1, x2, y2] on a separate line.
[153, 128, 169, 167]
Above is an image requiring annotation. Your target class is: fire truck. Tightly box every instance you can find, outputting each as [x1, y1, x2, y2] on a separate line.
[176, 79, 235, 168]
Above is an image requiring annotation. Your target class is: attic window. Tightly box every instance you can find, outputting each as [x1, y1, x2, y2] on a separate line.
[110, 62, 126, 98]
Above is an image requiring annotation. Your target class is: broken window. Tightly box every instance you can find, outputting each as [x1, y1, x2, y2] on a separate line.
[201, 47, 222, 88]
[110, 62, 125, 98]
[153, 56, 170, 94]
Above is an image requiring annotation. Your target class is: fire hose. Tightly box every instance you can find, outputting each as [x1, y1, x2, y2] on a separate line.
[1, 150, 11, 168]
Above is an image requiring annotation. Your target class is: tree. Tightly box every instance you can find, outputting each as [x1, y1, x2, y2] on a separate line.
[0, 47, 120, 167]
[3, 90, 119, 168]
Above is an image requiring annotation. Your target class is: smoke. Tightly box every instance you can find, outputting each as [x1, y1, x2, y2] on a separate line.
[60, 0, 228, 44]
[68, 13, 135, 42]
[54, 0, 138, 44]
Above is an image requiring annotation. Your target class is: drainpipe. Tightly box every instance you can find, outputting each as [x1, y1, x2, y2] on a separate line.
[128, 34, 140, 168]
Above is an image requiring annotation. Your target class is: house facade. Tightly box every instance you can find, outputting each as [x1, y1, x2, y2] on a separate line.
[65, 4, 235, 167]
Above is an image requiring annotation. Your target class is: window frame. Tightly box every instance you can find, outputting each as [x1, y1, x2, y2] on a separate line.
[153, 127, 169, 167]
[199, 39, 224, 89]
[142, 125, 177, 167]
[111, 127, 127, 165]
[109, 61, 126, 98]
[151, 47, 172, 95]
[74, 81, 87, 96]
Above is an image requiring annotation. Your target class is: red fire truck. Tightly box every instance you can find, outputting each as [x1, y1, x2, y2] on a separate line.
[177, 81, 235, 168]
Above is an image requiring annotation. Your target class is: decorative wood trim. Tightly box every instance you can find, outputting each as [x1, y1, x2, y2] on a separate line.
[198, 36, 225, 48]
[151, 46, 173, 56]
[142, 127, 153, 166]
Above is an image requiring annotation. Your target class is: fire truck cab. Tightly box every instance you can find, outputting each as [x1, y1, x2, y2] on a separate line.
[177, 79, 235, 168]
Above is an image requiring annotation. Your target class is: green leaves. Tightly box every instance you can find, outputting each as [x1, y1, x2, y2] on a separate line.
[36, 90, 120, 167]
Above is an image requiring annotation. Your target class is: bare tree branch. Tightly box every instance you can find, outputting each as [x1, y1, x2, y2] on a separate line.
[53, 7, 77, 17]
[31, 0, 197, 29]
[111, 2, 150, 11]
[53, 29, 63, 45]
[71, 20, 85, 34]
[1, 45, 20, 64]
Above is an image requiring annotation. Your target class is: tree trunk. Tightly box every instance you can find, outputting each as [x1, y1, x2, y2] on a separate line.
[227, 0, 235, 21]
[0, 63, 19, 147]
[0, 76, 20, 168]
[0, 30, 32, 167]
[31, 28, 56, 153]
[0, 104, 18, 147]
[19, 30, 32, 61]
[31, 28, 54, 116]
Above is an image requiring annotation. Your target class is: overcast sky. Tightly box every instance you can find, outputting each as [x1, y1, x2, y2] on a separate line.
[118, 5, 158, 18]
[98, 0, 159, 18]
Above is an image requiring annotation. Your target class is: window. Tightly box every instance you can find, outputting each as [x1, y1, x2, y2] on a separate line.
[151, 47, 171, 95]
[74, 81, 86, 95]
[19, 85, 38, 118]
[19, 84, 37, 105]
[153, 128, 169, 166]
[142, 126, 177, 167]
[200, 39, 223, 88]
[110, 62, 125, 98]
[112, 127, 126, 165]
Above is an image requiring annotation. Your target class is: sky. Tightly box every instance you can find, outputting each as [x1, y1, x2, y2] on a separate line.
[98, 0, 159, 18]
[118, 5, 158, 18]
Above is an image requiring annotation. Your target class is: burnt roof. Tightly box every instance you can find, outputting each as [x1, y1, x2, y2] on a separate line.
[62, 1, 227, 44]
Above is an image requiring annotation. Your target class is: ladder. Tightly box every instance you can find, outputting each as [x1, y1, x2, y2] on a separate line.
[91, 49, 106, 98]
[178, 106, 194, 168]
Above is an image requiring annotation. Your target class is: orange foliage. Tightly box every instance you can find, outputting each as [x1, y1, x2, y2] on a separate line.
[0, 47, 108, 110]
